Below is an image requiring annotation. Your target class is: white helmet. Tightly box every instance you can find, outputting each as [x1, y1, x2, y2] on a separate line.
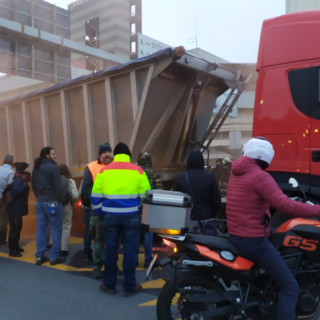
[242, 137, 275, 165]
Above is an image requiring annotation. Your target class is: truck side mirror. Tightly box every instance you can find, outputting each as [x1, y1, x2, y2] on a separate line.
[289, 178, 299, 188]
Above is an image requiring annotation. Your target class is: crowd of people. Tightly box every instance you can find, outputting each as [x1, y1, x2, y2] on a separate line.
[6, 138, 300, 301]
[0, 142, 166, 297]
[2, 136, 320, 319]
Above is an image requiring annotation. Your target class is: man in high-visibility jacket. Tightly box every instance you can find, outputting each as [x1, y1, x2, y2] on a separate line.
[81, 142, 113, 278]
[91, 142, 150, 297]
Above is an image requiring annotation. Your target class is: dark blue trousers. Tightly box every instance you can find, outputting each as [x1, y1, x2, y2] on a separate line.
[230, 236, 299, 320]
[83, 208, 92, 256]
[103, 213, 140, 293]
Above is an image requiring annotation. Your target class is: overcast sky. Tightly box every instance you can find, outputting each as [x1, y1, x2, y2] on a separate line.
[46, 0, 285, 63]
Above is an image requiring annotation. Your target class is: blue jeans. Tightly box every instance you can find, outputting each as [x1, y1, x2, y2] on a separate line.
[230, 236, 299, 320]
[83, 208, 92, 256]
[35, 202, 63, 260]
[103, 213, 140, 293]
[46, 224, 50, 246]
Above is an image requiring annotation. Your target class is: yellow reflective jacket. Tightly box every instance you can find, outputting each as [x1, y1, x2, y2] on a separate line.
[91, 154, 151, 215]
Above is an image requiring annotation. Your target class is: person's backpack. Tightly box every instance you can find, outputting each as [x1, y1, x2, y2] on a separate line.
[60, 175, 70, 206]
[2, 183, 13, 204]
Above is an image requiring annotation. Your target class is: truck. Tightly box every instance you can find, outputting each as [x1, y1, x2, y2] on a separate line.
[0, 47, 249, 183]
[253, 10, 320, 197]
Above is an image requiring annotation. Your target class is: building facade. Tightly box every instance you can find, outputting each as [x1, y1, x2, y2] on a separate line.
[0, 0, 71, 82]
[68, 0, 141, 70]
[190, 51, 257, 164]
[286, 0, 320, 13]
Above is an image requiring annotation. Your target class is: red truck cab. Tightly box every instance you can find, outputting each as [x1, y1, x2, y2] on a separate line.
[253, 11, 320, 196]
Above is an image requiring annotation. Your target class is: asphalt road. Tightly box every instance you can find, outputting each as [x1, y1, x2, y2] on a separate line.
[0, 252, 163, 320]
[0, 203, 164, 320]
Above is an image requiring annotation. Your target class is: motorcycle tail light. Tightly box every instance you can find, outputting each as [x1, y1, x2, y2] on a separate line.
[163, 238, 177, 249]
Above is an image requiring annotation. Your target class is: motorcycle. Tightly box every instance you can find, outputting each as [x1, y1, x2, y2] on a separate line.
[146, 178, 320, 320]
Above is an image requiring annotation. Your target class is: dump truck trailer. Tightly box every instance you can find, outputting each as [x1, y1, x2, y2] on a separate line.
[0, 47, 250, 180]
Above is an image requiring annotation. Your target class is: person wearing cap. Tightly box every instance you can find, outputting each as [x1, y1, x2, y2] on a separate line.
[6, 162, 31, 257]
[0, 155, 14, 247]
[91, 142, 151, 297]
[136, 150, 163, 268]
[81, 142, 114, 278]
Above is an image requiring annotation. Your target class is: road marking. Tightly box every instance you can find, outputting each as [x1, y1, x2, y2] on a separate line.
[139, 299, 157, 307]
[1, 236, 167, 312]
[0, 237, 152, 272]
[141, 278, 165, 289]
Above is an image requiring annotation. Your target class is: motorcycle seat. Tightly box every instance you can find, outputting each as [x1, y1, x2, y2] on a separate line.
[186, 233, 242, 256]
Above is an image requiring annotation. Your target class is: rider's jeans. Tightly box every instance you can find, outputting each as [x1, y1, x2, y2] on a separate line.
[230, 236, 299, 320]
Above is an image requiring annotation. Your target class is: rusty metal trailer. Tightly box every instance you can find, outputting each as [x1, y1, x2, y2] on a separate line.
[0, 47, 250, 180]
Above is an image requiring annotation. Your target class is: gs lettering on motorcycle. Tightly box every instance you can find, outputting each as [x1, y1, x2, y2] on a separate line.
[283, 235, 319, 251]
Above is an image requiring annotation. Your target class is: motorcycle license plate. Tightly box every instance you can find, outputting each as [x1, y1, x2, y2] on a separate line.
[146, 254, 158, 281]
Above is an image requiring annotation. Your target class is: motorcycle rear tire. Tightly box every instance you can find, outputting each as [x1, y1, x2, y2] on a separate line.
[156, 271, 221, 320]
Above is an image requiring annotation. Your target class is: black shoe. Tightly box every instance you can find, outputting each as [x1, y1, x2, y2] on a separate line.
[117, 268, 124, 276]
[50, 256, 66, 266]
[144, 260, 152, 269]
[46, 244, 52, 251]
[36, 256, 48, 266]
[9, 251, 22, 257]
[100, 283, 116, 295]
[61, 250, 69, 256]
[123, 284, 143, 297]
[84, 254, 93, 262]
[93, 266, 102, 279]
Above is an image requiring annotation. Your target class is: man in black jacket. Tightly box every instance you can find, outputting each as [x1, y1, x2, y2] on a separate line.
[173, 149, 221, 233]
[32, 147, 65, 266]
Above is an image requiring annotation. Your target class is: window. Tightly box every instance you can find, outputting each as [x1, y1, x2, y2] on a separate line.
[131, 5, 136, 16]
[288, 66, 320, 121]
[131, 41, 136, 53]
[318, 69, 320, 103]
[85, 17, 100, 71]
[85, 17, 100, 49]
[131, 23, 136, 35]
